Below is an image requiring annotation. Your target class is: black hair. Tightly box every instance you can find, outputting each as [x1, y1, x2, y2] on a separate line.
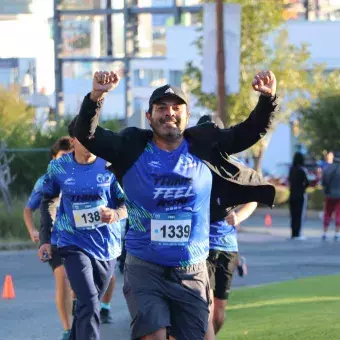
[50, 136, 74, 158]
[196, 115, 213, 125]
[292, 152, 305, 167]
[197, 114, 225, 129]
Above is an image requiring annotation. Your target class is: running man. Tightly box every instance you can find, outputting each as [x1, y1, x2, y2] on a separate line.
[39, 118, 127, 340]
[24, 136, 74, 340]
[74, 70, 277, 340]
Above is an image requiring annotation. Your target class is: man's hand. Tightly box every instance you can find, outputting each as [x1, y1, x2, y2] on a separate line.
[90, 71, 121, 102]
[29, 229, 40, 243]
[100, 207, 119, 224]
[38, 244, 52, 262]
[226, 211, 240, 227]
[252, 70, 276, 97]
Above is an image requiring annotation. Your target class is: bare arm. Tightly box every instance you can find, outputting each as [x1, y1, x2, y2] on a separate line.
[226, 202, 258, 227]
[23, 207, 39, 243]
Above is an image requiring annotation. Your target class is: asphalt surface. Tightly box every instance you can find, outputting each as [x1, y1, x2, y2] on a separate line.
[1, 213, 340, 340]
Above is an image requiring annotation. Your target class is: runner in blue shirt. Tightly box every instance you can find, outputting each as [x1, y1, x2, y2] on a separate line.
[192, 115, 257, 339]
[38, 118, 127, 340]
[74, 70, 277, 340]
[24, 136, 74, 340]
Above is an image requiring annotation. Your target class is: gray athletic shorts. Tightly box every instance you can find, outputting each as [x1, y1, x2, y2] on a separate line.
[123, 253, 210, 340]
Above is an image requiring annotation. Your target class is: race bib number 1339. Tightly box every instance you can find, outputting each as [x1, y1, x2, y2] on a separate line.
[151, 212, 192, 245]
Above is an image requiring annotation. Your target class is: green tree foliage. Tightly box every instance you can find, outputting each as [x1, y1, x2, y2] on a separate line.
[0, 87, 121, 195]
[183, 0, 314, 171]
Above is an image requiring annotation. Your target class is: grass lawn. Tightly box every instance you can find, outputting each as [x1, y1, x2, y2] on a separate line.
[219, 275, 340, 340]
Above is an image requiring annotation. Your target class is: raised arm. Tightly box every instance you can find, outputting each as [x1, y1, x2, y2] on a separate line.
[218, 71, 278, 154]
[75, 71, 127, 165]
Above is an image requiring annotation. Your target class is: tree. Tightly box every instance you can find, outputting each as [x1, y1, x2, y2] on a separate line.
[0, 86, 35, 146]
[298, 68, 340, 156]
[183, 0, 313, 172]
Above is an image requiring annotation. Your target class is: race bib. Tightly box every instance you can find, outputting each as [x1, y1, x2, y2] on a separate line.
[72, 201, 105, 229]
[151, 212, 192, 245]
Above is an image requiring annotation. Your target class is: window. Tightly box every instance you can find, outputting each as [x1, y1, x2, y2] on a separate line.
[169, 70, 183, 87]
[134, 69, 165, 87]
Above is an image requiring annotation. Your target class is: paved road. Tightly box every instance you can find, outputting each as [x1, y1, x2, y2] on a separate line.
[1, 214, 340, 340]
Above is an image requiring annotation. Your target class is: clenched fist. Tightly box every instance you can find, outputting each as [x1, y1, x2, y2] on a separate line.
[90, 70, 121, 102]
[252, 70, 276, 97]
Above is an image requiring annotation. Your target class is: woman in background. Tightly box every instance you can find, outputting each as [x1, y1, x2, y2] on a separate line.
[288, 152, 309, 240]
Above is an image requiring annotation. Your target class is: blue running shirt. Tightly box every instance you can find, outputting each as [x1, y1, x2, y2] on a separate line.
[209, 220, 238, 252]
[43, 153, 123, 260]
[26, 174, 60, 245]
[26, 175, 45, 211]
[123, 140, 212, 267]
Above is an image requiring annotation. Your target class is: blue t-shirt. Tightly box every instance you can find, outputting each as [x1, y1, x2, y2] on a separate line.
[123, 140, 212, 267]
[209, 220, 238, 252]
[26, 175, 45, 211]
[43, 153, 123, 261]
[26, 174, 60, 245]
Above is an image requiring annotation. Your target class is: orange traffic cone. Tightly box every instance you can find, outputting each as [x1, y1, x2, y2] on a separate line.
[2, 275, 15, 299]
[265, 213, 272, 228]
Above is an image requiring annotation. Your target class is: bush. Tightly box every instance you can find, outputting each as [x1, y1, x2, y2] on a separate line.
[0, 197, 37, 240]
[307, 186, 324, 210]
[274, 185, 290, 206]
[7, 118, 121, 196]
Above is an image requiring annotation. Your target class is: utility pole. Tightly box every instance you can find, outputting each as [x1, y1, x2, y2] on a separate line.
[106, 0, 113, 56]
[54, 0, 64, 121]
[216, 0, 227, 127]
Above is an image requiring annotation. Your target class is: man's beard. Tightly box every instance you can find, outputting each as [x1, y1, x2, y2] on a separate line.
[151, 117, 183, 141]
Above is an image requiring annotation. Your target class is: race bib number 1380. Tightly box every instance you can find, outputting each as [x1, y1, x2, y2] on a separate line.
[151, 212, 192, 245]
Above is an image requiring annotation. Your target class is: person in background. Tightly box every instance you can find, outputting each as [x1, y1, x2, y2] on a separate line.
[24, 136, 74, 340]
[288, 152, 309, 240]
[322, 151, 340, 241]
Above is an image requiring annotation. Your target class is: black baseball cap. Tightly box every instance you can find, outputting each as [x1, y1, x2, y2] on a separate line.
[149, 84, 189, 108]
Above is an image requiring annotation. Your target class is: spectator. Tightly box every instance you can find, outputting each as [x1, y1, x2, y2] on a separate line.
[288, 152, 309, 239]
[322, 151, 340, 241]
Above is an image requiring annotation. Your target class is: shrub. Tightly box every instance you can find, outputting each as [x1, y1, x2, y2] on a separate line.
[307, 186, 324, 210]
[0, 197, 37, 240]
[274, 185, 290, 206]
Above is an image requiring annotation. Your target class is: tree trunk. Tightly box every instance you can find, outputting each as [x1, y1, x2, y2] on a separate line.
[252, 147, 265, 174]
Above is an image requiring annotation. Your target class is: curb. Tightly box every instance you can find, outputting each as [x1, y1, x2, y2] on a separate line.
[254, 207, 321, 219]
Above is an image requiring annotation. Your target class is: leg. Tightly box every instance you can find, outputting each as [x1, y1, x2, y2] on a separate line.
[323, 197, 335, 234]
[212, 251, 238, 334]
[100, 274, 115, 323]
[49, 246, 73, 334]
[204, 290, 216, 340]
[59, 246, 114, 340]
[101, 274, 115, 304]
[213, 298, 227, 334]
[289, 198, 295, 238]
[295, 197, 304, 238]
[53, 265, 73, 331]
[123, 253, 170, 340]
[169, 262, 210, 340]
[298, 193, 308, 237]
[290, 198, 301, 238]
[334, 199, 340, 234]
